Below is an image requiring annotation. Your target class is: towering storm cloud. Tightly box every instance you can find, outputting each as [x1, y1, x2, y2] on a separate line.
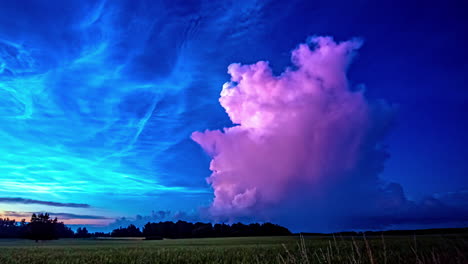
[193, 37, 399, 230]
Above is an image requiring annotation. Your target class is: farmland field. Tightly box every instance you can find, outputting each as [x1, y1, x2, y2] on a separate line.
[0, 235, 466, 264]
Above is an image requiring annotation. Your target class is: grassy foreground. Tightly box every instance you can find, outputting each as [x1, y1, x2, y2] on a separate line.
[0, 235, 466, 264]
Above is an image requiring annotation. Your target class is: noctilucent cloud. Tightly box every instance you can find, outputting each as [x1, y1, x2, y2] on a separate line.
[0, 0, 467, 232]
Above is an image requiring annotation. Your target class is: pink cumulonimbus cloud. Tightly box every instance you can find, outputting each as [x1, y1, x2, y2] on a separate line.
[192, 36, 391, 220]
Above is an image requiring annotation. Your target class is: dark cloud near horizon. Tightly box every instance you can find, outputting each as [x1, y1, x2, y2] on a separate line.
[338, 187, 468, 230]
[0, 197, 90, 208]
[98, 210, 203, 231]
[2, 211, 110, 220]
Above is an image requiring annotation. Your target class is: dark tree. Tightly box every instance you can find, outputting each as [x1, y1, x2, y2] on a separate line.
[175, 220, 193, 238]
[192, 222, 213, 237]
[0, 218, 27, 238]
[213, 223, 230, 237]
[75, 227, 91, 238]
[27, 213, 56, 241]
[26, 213, 73, 241]
[111, 224, 143, 237]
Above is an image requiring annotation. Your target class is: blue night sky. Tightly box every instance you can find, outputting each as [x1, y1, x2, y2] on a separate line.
[0, 0, 467, 232]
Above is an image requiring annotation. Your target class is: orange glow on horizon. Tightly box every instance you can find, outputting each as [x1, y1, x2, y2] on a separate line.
[0, 212, 112, 226]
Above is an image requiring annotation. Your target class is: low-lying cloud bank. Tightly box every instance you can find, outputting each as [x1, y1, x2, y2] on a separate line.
[192, 36, 468, 231]
[0, 197, 90, 208]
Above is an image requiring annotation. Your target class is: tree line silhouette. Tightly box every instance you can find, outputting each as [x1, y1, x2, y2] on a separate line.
[119, 221, 292, 239]
[0, 213, 73, 240]
[0, 214, 291, 240]
[2, 214, 466, 240]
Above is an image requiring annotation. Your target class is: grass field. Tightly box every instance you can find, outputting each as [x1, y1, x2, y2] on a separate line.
[0, 235, 466, 263]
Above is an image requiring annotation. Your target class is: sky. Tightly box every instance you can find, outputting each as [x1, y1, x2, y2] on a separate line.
[0, 0, 467, 232]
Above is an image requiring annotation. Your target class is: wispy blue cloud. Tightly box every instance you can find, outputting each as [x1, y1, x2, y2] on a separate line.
[0, 0, 271, 219]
